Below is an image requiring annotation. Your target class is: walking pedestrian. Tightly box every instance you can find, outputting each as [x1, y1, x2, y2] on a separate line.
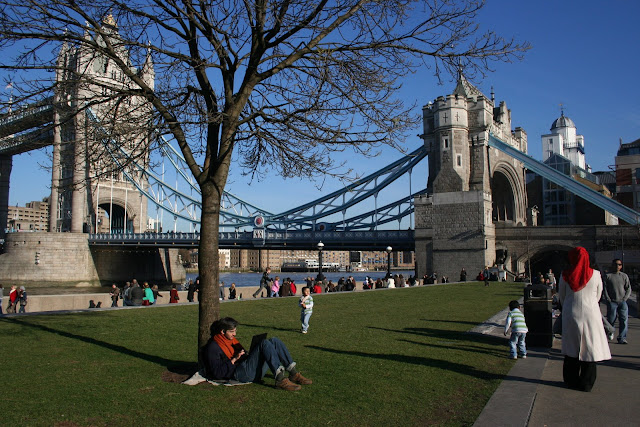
[252, 268, 272, 298]
[604, 258, 631, 344]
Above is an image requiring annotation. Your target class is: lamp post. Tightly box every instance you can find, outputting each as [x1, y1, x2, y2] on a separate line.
[386, 246, 393, 279]
[316, 241, 325, 282]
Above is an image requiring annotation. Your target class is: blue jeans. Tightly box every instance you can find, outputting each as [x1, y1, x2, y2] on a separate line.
[301, 311, 312, 332]
[509, 332, 526, 358]
[606, 300, 628, 341]
[233, 337, 294, 383]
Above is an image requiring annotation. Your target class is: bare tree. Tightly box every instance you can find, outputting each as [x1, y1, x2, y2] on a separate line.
[0, 0, 528, 354]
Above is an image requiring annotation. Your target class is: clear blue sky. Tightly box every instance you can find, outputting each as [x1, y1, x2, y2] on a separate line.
[4, 0, 640, 225]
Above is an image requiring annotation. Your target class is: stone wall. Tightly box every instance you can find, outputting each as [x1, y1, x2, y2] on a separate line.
[415, 191, 496, 281]
[0, 232, 99, 286]
[4, 285, 274, 313]
[0, 232, 186, 287]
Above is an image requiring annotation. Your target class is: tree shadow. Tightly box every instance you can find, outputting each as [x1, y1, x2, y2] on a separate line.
[368, 325, 505, 346]
[305, 344, 504, 380]
[420, 318, 482, 326]
[2, 317, 192, 372]
[240, 322, 294, 333]
[397, 338, 505, 358]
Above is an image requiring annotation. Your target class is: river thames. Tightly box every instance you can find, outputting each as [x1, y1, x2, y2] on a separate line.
[186, 270, 416, 288]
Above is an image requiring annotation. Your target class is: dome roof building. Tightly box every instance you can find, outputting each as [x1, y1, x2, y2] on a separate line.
[542, 110, 586, 171]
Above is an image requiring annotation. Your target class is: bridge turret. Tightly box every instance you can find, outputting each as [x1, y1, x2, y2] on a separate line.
[423, 93, 471, 193]
[141, 46, 155, 91]
[415, 73, 529, 284]
[49, 14, 152, 234]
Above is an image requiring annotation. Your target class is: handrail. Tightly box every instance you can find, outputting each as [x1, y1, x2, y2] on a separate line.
[488, 134, 640, 225]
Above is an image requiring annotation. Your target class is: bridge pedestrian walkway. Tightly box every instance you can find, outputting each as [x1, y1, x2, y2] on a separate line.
[474, 296, 639, 427]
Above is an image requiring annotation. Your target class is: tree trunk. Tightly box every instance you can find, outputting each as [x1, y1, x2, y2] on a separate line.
[197, 186, 222, 361]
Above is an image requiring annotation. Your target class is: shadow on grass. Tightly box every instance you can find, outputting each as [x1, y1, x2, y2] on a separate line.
[305, 344, 503, 380]
[1, 317, 193, 375]
[369, 325, 505, 345]
[241, 322, 294, 333]
[420, 318, 487, 326]
[397, 338, 505, 358]
[368, 325, 506, 357]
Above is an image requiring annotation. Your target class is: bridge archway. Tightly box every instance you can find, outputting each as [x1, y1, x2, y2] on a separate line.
[515, 244, 572, 280]
[96, 199, 135, 233]
[491, 162, 526, 226]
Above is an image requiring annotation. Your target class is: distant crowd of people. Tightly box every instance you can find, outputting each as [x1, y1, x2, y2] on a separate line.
[108, 279, 180, 307]
[0, 285, 28, 314]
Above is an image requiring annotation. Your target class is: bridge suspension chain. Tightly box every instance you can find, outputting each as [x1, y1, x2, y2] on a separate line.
[89, 108, 429, 230]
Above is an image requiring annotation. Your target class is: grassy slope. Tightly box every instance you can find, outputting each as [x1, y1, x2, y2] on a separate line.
[0, 282, 523, 426]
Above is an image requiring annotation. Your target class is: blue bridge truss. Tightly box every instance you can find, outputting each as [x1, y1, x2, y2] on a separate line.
[1, 97, 638, 254]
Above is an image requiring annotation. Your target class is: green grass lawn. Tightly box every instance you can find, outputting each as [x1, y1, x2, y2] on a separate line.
[0, 282, 523, 426]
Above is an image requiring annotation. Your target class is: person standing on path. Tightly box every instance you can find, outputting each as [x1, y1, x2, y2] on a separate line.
[558, 247, 611, 392]
[604, 258, 631, 344]
[0, 285, 3, 315]
[8, 285, 17, 313]
[170, 284, 180, 303]
[18, 286, 27, 313]
[504, 300, 528, 359]
[110, 284, 120, 307]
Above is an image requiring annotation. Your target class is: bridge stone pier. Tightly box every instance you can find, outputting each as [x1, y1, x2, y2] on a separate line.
[415, 74, 528, 281]
[0, 232, 184, 287]
[0, 16, 185, 287]
[0, 155, 11, 240]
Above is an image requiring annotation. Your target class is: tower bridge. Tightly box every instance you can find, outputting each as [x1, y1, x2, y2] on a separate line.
[0, 17, 638, 287]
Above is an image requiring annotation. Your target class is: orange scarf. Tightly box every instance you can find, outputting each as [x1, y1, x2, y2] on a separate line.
[562, 246, 593, 292]
[213, 333, 240, 360]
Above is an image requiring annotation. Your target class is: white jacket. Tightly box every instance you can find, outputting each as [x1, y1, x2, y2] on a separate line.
[559, 270, 611, 362]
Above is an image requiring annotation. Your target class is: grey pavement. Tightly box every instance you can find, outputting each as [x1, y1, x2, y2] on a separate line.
[474, 297, 639, 427]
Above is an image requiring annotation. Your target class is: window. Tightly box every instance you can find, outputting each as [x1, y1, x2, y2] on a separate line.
[444, 138, 449, 149]
[617, 168, 632, 185]
[456, 155, 462, 166]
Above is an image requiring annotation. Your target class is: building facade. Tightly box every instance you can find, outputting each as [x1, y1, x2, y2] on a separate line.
[527, 114, 616, 226]
[7, 199, 50, 232]
[615, 138, 640, 217]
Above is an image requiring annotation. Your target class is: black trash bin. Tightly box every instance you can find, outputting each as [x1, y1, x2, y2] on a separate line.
[523, 284, 553, 348]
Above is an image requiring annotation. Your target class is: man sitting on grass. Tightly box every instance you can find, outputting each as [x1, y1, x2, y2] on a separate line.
[202, 317, 312, 391]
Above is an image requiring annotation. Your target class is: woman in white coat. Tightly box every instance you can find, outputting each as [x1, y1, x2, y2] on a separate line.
[558, 246, 611, 392]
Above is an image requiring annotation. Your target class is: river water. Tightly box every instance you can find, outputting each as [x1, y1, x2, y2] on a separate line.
[186, 270, 415, 288]
[22, 270, 415, 295]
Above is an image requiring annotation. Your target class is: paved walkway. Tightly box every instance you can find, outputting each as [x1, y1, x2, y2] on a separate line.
[474, 297, 639, 427]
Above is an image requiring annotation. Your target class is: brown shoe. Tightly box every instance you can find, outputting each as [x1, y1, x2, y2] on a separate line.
[289, 372, 312, 385]
[276, 378, 301, 391]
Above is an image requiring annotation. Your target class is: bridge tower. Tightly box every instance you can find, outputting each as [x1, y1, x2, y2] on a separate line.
[51, 14, 152, 234]
[414, 73, 528, 280]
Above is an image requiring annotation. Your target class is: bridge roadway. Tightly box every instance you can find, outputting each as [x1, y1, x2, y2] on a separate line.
[88, 229, 416, 251]
[89, 223, 640, 260]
